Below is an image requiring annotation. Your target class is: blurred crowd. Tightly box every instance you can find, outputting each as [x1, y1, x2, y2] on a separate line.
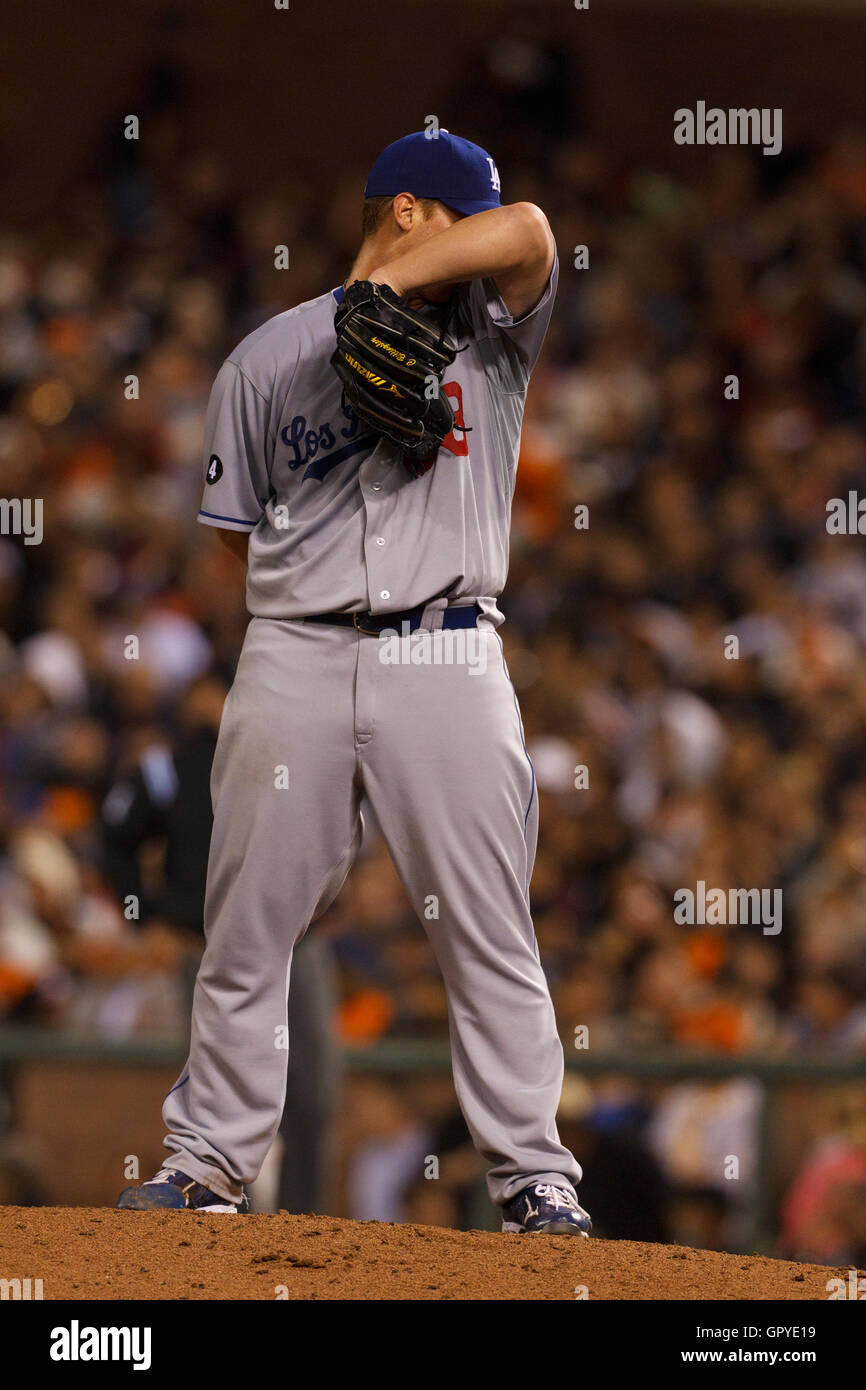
[1, 42, 866, 1257]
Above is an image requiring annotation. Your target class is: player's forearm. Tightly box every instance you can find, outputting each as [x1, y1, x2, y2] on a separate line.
[372, 203, 553, 296]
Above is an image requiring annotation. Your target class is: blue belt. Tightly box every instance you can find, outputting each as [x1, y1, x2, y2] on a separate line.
[303, 602, 481, 636]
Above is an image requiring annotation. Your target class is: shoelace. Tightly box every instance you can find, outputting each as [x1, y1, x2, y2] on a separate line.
[534, 1184, 578, 1210]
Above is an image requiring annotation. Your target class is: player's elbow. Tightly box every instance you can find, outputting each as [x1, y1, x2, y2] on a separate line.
[508, 202, 555, 273]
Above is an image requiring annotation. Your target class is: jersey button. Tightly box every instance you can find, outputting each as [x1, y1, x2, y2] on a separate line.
[376, 536, 386, 547]
[380, 590, 391, 601]
[372, 483, 382, 492]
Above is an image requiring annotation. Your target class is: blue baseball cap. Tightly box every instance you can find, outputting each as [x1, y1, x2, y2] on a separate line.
[364, 131, 502, 217]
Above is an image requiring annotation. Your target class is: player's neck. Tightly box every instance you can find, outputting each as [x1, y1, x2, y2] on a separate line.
[346, 234, 402, 287]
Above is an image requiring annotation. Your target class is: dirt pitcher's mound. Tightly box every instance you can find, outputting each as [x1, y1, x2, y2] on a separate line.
[0, 1207, 851, 1300]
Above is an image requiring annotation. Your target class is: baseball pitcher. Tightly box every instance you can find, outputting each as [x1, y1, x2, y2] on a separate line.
[117, 131, 591, 1237]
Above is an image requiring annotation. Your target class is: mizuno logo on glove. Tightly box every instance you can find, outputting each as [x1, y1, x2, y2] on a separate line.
[343, 352, 403, 394]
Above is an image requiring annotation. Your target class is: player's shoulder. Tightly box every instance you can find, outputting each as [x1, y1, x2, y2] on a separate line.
[225, 289, 340, 391]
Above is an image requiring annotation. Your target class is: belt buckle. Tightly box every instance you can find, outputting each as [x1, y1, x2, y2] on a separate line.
[352, 611, 381, 636]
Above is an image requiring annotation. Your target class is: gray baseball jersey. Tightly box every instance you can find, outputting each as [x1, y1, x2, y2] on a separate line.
[164, 254, 582, 1212]
[197, 259, 559, 620]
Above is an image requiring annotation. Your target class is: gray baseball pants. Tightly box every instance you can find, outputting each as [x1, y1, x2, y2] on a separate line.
[162, 614, 580, 1206]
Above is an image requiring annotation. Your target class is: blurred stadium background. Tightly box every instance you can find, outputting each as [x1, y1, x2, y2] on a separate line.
[2, 0, 866, 1260]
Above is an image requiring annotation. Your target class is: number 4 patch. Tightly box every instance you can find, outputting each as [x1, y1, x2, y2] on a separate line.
[206, 455, 223, 483]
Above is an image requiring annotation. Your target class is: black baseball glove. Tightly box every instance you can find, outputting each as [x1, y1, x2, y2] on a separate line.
[330, 280, 458, 475]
